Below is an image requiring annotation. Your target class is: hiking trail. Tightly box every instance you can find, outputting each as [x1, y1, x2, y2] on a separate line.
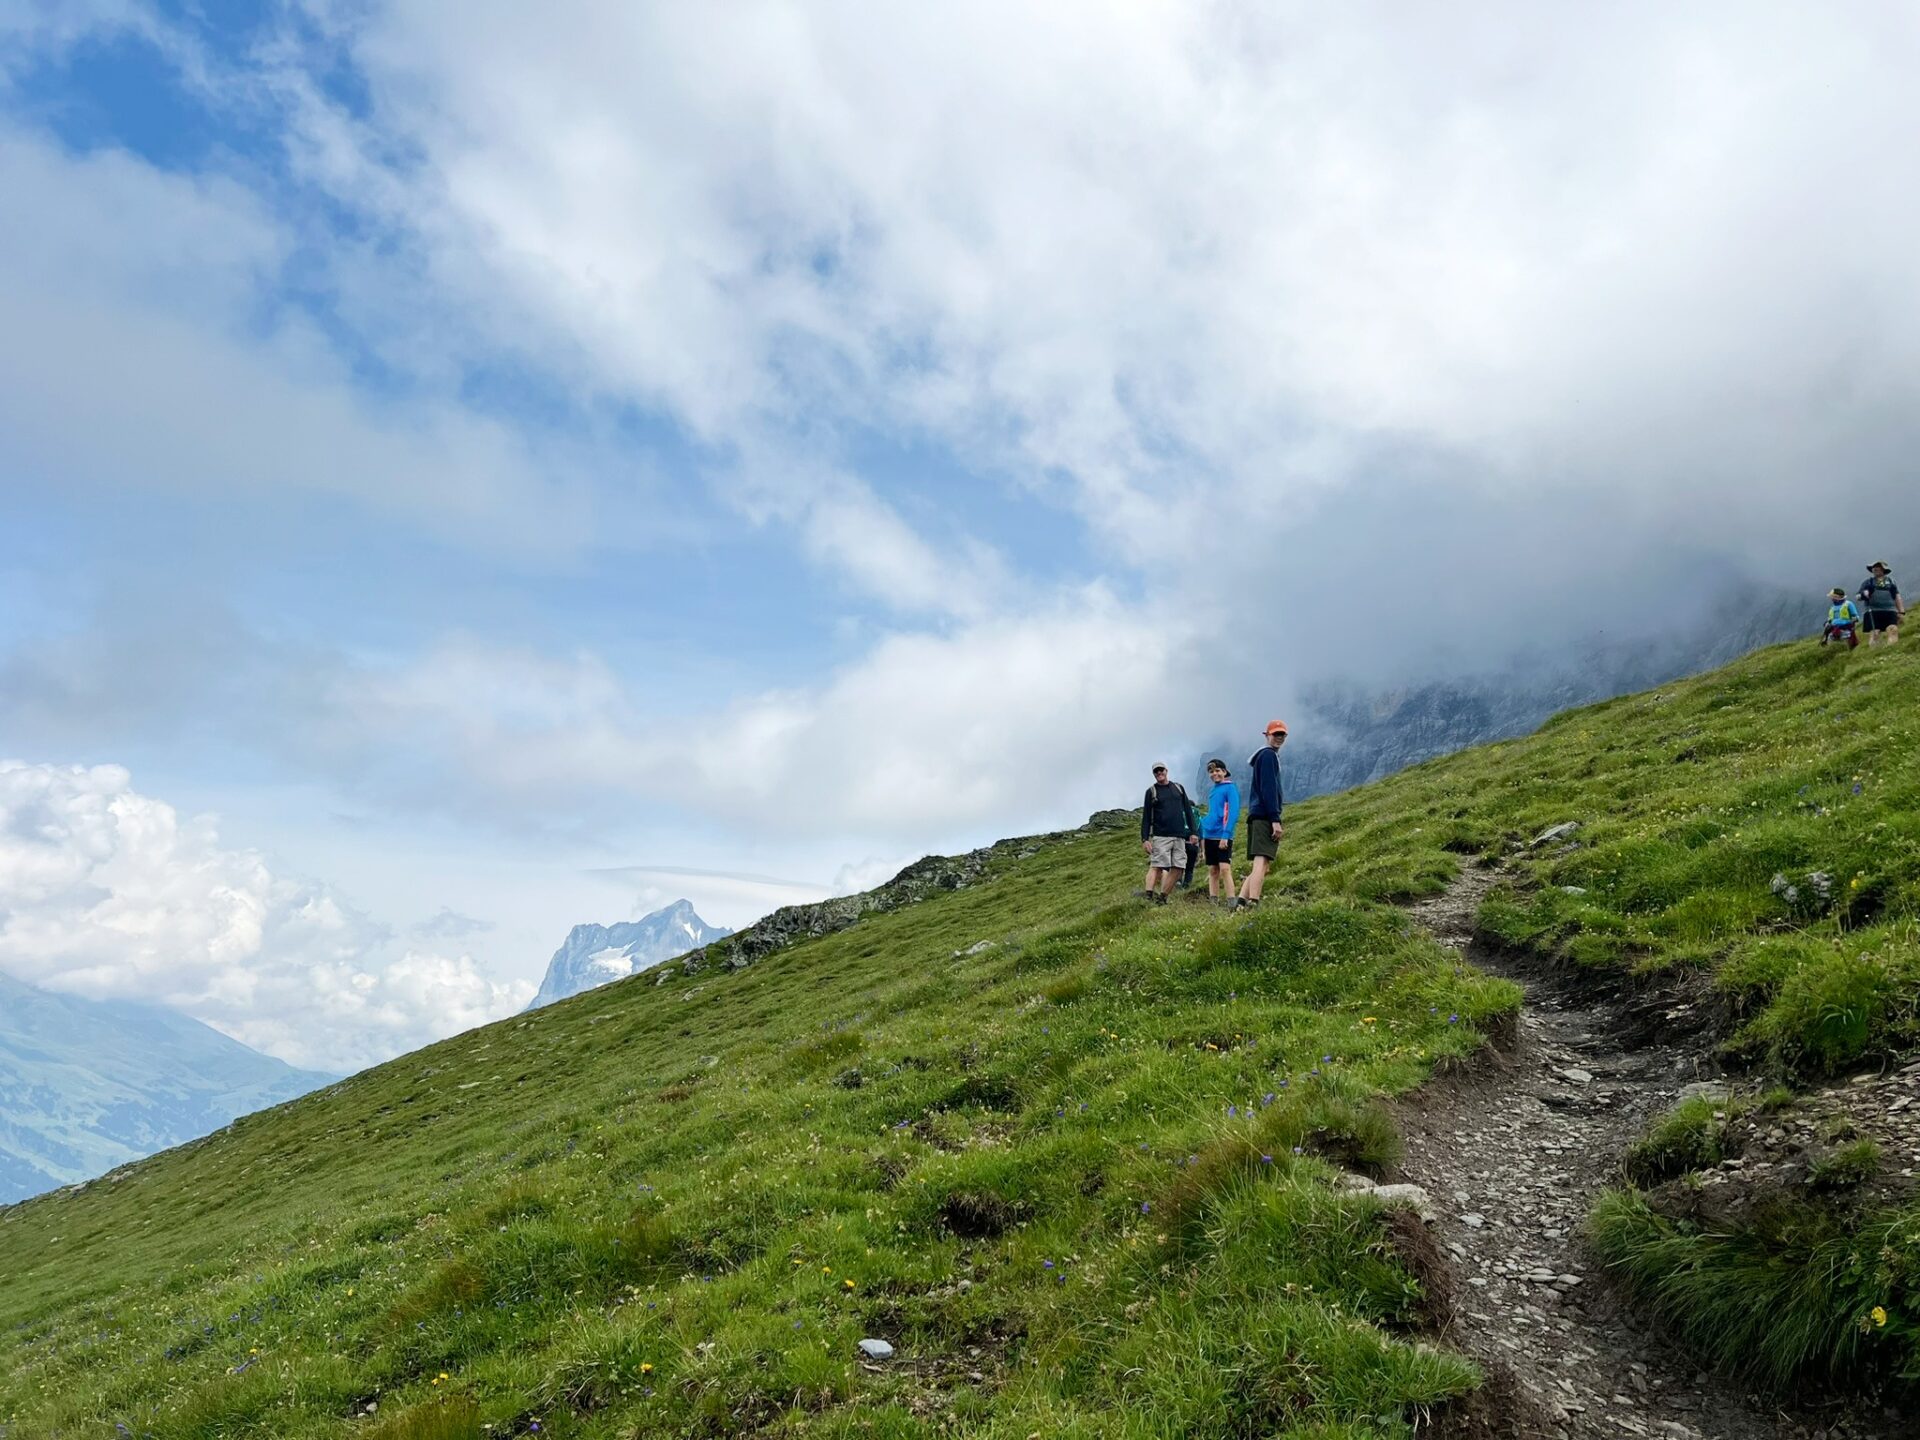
[1399, 862, 1912, 1440]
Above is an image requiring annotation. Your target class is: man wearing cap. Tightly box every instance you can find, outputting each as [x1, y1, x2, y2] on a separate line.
[1235, 721, 1287, 910]
[1140, 764, 1198, 905]
[1858, 562, 1903, 647]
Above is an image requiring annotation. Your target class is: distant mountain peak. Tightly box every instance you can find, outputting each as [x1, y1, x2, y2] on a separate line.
[525, 900, 732, 1011]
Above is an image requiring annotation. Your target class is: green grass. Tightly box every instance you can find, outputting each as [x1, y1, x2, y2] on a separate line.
[10, 633, 1920, 1432]
[1588, 1191, 1920, 1389]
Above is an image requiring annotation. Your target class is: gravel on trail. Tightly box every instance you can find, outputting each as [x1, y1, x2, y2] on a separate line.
[1397, 863, 1915, 1440]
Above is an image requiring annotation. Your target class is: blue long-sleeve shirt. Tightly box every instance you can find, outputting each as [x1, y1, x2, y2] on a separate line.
[1246, 746, 1283, 820]
[1201, 781, 1240, 839]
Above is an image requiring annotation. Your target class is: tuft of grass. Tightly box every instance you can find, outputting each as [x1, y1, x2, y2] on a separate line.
[1589, 1189, 1920, 1389]
[1624, 1096, 1737, 1186]
[1809, 1139, 1882, 1190]
[368, 1397, 484, 1440]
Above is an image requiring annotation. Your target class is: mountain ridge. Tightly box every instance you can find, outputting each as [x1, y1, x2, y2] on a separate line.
[0, 971, 336, 1205]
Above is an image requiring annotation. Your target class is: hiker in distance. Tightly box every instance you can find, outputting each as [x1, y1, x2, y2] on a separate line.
[1139, 763, 1199, 906]
[1235, 721, 1286, 911]
[1859, 561, 1903, 646]
[1200, 758, 1240, 904]
[1822, 587, 1861, 649]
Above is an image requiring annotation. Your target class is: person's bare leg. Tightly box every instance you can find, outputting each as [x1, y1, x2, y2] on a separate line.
[1217, 862, 1235, 898]
[1890, 623, 1901, 645]
[1240, 855, 1270, 902]
[1159, 868, 1178, 897]
[1143, 864, 1157, 891]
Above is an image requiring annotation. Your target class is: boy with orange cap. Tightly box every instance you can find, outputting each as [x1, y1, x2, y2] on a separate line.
[1234, 720, 1287, 911]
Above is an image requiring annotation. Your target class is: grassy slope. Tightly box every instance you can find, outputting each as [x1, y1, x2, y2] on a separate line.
[6, 634, 1920, 1436]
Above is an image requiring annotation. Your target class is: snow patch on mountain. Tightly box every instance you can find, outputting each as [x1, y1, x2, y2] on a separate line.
[525, 900, 732, 1010]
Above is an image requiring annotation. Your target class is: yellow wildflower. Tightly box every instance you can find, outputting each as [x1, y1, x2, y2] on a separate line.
[1871, 1306, 1888, 1328]
[843, 1279, 856, 1290]
[641, 1362, 655, 1373]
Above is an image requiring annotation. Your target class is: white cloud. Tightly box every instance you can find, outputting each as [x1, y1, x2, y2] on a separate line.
[0, 127, 612, 556]
[288, 587, 1193, 843]
[278, 0, 1920, 572]
[724, 465, 1012, 620]
[0, 760, 532, 1072]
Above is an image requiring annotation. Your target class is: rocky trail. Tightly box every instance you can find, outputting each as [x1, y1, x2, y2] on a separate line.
[1398, 863, 1914, 1440]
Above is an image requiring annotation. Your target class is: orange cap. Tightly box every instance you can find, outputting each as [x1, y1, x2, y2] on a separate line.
[1264, 719, 1289, 736]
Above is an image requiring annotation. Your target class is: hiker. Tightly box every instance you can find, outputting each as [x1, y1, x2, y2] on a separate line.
[1822, 588, 1861, 649]
[1199, 758, 1240, 902]
[1858, 561, 1903, 646]
[1235, 721, 1286, 911]
[1139, 763, 1198, 905]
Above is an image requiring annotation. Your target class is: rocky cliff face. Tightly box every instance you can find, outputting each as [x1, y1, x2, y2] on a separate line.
[0, 972, 335, 1205]
[1190, 586, 1812, 802]
[525, 900, 732, 1010]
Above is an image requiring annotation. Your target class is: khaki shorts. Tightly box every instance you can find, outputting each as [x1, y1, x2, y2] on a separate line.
[1147, 835, 1186, 870]
[1246, 815, 1280, 861]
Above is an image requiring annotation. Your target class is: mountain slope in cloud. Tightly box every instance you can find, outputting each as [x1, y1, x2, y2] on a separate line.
[0, 972, 335, 1206]
[1187, 582, 1813, 802]
[524, 900, 731, 1011]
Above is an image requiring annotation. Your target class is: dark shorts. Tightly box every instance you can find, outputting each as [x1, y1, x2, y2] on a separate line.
[1246, 814, 1280, 861]
[1865, 610, 1901, 632]
[1204, 838, 1233, 865]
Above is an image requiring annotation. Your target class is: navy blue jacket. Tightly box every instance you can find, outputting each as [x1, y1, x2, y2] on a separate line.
[1141, 782, 1196, 840]
[1246, 746, 1283, 820]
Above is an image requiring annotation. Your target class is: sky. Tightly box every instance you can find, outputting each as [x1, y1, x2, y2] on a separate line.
[4, 1, 1920, 1073]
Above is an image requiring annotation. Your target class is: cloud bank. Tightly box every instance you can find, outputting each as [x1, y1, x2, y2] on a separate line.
[0, 761, 532, 1072]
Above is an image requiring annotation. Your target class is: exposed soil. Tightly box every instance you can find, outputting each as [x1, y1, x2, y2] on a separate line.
[1398, 863, 1916, 1440]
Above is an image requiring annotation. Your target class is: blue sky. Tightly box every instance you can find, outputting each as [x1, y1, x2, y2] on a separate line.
[5, 1, 1920, 1071]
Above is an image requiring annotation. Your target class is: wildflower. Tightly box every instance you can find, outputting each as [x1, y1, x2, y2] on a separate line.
[640, 1362, 655, 1373]
[1227, 1105, 1237, 1118]
[822, 1266, 832, 1274]
[1871, 1306, 1888, 1328]
[1140, 1202, 1151, 1214]
[1361, 1016, 1377, 1025]
[843, 1279, 856, 1290]
[1263, 1092, 1275, 1104]
[1260, 1154, 1273, 1165]
[1043, 1259, 1054, 1269]
[439, 1372, 449, 1381]
[1291, 1146, 1304, 1155]
[1448, 1013, 1459, 1024]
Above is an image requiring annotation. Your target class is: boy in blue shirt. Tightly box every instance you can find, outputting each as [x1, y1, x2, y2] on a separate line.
[1822, 588, 1860, 649]
[1199, 759, 1241, 903]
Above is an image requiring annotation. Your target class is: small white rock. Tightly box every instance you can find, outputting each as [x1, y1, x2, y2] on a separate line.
[857, 1338, 895, 1360]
